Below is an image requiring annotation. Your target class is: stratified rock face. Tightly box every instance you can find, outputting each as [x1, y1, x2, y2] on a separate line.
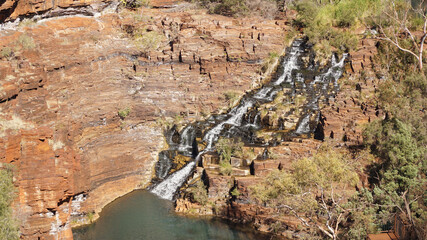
[174, 36, 382, 238]
[0, 3, 290, 239]
[0, 0, 115, 22]
[321, 38, 380, 145]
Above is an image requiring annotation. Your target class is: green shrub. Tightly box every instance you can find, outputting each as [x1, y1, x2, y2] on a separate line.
[17, 34, 36, 50]
[188, 181, 208, 205]
[250, 144, 359, 238]
[261, 51, 280, 73]
[1, 47, 12, 59]
[219, 160, 232, 175]
[0, 167, 19, 240]
[223, 91, 240, 107]
[193, 0, 278, 18]
[211, 0, 249, 16]
[216, 137, 244, 161]
[120, 0, 150, 8]
[87, 212, 95, 223]
[230, 187, 240, 197]
[133, 31, 164, 52]
[118, 107, 131, 119]
[293, 0, 380, 58]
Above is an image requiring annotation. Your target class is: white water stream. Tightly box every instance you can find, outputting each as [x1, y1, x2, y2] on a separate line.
[151, 41, 347, 200]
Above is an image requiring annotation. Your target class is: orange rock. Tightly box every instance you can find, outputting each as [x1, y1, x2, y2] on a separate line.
[0, 4, 292, 239]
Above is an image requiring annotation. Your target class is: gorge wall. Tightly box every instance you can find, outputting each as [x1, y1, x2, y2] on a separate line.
[0, 0, 292, 239]
[0, 0, 115, 22]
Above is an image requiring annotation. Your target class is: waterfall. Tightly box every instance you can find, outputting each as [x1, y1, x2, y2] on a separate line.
[150, 40, 347, 200]
[150, 161, 197, 200]
[177, 125, 195, 152]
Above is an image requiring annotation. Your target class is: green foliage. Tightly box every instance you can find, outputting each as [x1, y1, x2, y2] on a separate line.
[133, 31, 164, 52]
[216, 137, 244, 162]
[363, 117, 426, 236]
[261, 51, 280, 73]
[293, 0, 380, 58]
[156, 117, 173, 130]
[120, 0, 150, 8]
[87, 212, 95, 223]
[216, 137, 242, 176]
[155, 115, 186, 131]
[242, 147, 256, 161]
[188, 181, 208, 205]
[118, 107, 131, 119]
[269, 221, 283, 234]
[1, 47, 12, 59]
[223, 91, 239, 102]
[343, 188, 380, 239]
[0, 167, 19, 240]
[213, 0, 248, 16]
[362, 66, 426, 238]
[364, 118, 422, 178]
[17, 34, 36, 50]
[230, 187, 240, 197]
[377, 72, 427, 145]
[193, 0, 278, 18]
[223, 91, 240, 107]
[219, 160, 233, 176]
[250, 143, 359, 239]
[369, 0, 427, 70]
[357, 14, 427, 235]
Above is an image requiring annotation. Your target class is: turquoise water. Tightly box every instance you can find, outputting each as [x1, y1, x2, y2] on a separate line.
[73, 190, 270, 240]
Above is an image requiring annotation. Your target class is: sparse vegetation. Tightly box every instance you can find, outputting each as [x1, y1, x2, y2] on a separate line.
[133, 31, 164, 52]
[216, 137, 244, 175]
[17, 34, 36, 50]
[223, 91, 240, 107]
[293, 0, 379, 60]
[0, 166, 19, 240]
[230, 187, 240, 197]
[219, 160, 233, 175]
[1, 47, 12, 59]
[118, 107, 131, 119]
[191, 0, 279, 18]
[155, 114, 187, 131]
[251, 143, 359, 239]
[261, 51, 280, 73]
[216, 137, 244, 162]
[18, 19, 37, 28]
[86, 212, 95, 223]
[120, 0, 150, 8]
[187, 181, 208, 205]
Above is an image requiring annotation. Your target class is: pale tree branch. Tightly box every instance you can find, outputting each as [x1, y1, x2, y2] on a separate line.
[376, 36, 420, 60]
[375, 0, 426, 70]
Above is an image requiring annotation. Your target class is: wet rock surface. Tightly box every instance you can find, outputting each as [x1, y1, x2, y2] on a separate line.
[174, 37, 382, 238]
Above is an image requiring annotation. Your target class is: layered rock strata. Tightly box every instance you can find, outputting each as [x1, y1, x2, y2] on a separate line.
[175, 37, 382, 238]
[0, 2, 291, 239]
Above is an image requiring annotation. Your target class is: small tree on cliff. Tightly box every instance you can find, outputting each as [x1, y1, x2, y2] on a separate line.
[250, 144, 359, 240]
[374, 0, 427, 71]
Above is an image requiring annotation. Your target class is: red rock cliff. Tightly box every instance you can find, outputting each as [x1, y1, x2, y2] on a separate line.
[0, 0, 116, 22]
[0, 1, 291, 239]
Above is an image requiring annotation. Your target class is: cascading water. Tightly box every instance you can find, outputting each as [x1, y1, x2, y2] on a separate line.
[150, 39, 347, 200]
